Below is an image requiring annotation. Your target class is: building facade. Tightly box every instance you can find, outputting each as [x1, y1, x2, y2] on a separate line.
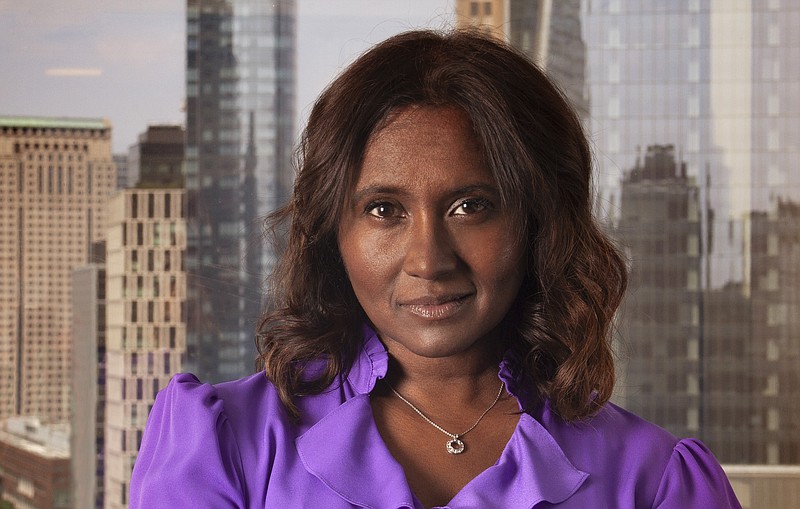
[586, 0, 800, 464]
[184, 0, 296, 383]
[0, 116, 115, 423]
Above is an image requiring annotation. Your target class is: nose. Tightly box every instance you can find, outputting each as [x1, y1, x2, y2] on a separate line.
[401, 216, 458, 280]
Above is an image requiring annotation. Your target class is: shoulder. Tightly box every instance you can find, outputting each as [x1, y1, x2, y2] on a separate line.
[537, 400, 679, 462]
[534, 401, 740, 508]
[129, 372, 287, 508]
[652, 438, 742, 508]
[155, 372, 290, 449]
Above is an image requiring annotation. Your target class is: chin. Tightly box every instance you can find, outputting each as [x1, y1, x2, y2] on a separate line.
[386, 326, 497, 359]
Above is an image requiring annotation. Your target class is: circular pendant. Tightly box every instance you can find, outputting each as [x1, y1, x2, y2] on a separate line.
[446, 437, 465, 455]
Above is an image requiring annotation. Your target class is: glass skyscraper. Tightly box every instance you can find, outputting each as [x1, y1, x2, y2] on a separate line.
[586, 0, 800, 464]
[185, 0, 296, 383]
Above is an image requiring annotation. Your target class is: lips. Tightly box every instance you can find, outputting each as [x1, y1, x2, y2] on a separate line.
[398, 292, 474, 320]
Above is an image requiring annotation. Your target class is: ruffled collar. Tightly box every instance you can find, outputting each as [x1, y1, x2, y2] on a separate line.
[296, 324, 589, 508]
[346, 324, 536, 409]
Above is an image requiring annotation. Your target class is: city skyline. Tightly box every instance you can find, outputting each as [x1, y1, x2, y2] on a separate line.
[0, 0, 455, 153]
[1, 1, 799, 507]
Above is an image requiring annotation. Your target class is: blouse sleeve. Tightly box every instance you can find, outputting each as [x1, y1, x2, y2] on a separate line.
[652, 438, 742, 509]
[129, 373, 247, 508]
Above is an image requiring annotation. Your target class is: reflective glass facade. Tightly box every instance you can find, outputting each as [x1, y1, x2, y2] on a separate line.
[509, 0, 588, 118]
[586, 0, 800, 464]
[185, 0, 295, 383]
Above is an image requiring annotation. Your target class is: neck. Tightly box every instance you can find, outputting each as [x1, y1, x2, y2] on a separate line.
[381, 335, 506, 408]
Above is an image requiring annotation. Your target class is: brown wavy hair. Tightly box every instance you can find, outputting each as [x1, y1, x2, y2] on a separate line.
[256, 29, 627, 421]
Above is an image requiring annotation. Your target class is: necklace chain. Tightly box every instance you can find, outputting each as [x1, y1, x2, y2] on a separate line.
[385, 380, 505, 455]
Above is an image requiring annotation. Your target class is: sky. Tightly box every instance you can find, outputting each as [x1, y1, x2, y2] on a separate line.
[0, 0, 455, 153]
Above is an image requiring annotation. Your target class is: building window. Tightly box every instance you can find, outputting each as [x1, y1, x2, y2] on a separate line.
[767, 24, 779, 45]
[483, 2, 492, 16]
[470, 1, 478, 16]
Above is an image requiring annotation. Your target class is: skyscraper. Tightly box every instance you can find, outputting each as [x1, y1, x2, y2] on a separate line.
[185, 0, 296, 383]
[0, 116, 116, 423]
[103, 186, 187, 508]
[103, 126, 187, 508]
[586, 0, 800, 464]
[615, 145, 706, 438]
[71, 262, 107, 509]
[126, 125, 185, 190]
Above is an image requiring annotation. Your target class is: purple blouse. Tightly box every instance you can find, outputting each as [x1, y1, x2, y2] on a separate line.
[130, 327, 741, 508]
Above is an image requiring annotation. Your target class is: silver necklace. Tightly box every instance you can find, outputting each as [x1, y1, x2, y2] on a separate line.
[385, 380, 505, 455]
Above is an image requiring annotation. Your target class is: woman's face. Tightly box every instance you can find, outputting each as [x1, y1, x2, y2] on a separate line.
[338, 106, 526, 359]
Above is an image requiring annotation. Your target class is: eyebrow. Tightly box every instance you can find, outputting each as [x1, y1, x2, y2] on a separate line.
[350, 183, 500, 205]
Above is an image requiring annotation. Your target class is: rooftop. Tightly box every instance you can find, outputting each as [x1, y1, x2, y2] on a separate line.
[0, 115, 110, 131]
[0, 418, 70, 459]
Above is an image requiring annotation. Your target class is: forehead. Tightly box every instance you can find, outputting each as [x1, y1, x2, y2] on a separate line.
[355, 106, 491, 189]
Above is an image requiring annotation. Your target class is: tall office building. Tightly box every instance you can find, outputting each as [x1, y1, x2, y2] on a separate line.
[185, 0, 296, 383]
[615, 145, 705, 439]
[0, 116, 115, 423]
[126, 125, 185, 189]
[586, 1, 800, 464]
[70, 262, 106, 509]
[456, 0, 588, 120]
[103, 189, 187, 508]
[740, 200, 800, 463]
[103, 126, 187, 508]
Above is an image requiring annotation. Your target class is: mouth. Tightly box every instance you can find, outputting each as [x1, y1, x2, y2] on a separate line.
[398, 293, 473, 320]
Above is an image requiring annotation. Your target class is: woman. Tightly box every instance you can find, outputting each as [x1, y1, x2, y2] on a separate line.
[130, 30, 741, 508]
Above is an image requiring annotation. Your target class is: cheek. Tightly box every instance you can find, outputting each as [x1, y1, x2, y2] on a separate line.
[470, 228, 526, 285]
[339, 227, 397, 300]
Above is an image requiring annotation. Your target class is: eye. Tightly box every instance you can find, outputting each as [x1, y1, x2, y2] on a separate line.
[365, 201, 401, 219]
[451, 197, 492, 216]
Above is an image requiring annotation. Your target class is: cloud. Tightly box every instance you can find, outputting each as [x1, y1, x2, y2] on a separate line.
[45, 68, 103, 77]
